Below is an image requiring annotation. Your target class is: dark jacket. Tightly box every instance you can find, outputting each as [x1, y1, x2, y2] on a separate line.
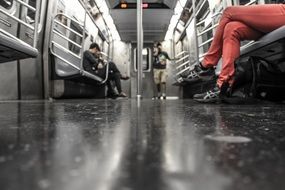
[153, 51, 171, 69]
[83, 50, 101, 74]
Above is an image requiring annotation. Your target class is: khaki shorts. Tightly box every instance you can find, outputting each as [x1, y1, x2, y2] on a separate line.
[153, 68, 167, 84]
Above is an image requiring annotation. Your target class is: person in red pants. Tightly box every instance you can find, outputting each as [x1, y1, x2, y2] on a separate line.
[186, 3, 285, 103]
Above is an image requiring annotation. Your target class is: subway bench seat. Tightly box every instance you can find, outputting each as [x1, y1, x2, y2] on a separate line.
[182, 25, 285, 98]
[0, 29, 38, 63]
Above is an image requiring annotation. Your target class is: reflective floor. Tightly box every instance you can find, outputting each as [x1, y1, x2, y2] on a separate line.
[0, 99, 285, 190]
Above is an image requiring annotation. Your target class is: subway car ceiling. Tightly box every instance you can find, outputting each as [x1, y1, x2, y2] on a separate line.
[106, 0, 181, 42]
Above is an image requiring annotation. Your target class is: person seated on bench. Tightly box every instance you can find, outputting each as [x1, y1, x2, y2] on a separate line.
[83, 42, 129, 98]
[183, 3, 285, 103]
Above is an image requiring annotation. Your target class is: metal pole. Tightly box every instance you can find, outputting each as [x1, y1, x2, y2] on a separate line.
[80, 11, 87, 71]
[137, 0, 143, 100]
[192, 0, 200, 64]
[33, 0, 41, 47]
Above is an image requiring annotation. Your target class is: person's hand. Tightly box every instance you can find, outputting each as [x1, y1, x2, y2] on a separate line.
[120, 74, 130, 80]
[97, 63, 103, 69]
[160, 60, 166, 65]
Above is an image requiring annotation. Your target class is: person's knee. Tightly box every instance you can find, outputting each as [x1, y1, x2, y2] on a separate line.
[223, 21, 243, 40]
[223, 6, 236, 15]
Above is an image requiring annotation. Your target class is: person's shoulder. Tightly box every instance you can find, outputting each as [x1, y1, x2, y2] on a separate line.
[83, 50, 90, 55]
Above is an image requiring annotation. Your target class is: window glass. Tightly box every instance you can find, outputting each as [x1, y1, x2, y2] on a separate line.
[27, 0, 37, 21]
[0, 0, 13, 9]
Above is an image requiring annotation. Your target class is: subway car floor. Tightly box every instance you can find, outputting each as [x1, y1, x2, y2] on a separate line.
[0, 99, 285, 190]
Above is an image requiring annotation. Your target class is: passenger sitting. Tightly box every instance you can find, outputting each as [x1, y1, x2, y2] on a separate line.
[83, 42, 129, 98]
[183, 3, 285, 103]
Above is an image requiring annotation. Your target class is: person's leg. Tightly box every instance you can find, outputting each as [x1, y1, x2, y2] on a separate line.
[106, 73, 118, 98]
[203, 4, 285, 68]
[217, 21, 263, 87]
[193, 21, 264, 102]
[113, 72, 122, 94]
[160, 69, 168, 99]
[108, 61, 120, 74]
[153, 69, 161, 97]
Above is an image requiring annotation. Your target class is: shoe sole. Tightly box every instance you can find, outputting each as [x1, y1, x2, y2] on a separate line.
[194, 98, 219, 103]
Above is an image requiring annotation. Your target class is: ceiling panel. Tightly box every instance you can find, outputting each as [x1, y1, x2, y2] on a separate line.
[106, 0, 178, 42]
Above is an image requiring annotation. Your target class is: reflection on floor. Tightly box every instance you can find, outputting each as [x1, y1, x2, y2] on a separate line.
[0, 99, 285, 190]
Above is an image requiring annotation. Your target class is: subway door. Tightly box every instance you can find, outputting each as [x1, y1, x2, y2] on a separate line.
[0, 0, 20, 100]
[131, 44, 154, 98]
[18, 0, 48, 99]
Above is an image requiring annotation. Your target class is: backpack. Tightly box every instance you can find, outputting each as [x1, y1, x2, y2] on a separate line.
[223, 56, 285, 103]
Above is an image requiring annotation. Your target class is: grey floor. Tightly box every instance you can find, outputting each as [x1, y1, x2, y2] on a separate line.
[0, 99, 285, 190]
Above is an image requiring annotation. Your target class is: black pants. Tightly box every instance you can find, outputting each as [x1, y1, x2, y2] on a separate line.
[97, 62, 122, 94]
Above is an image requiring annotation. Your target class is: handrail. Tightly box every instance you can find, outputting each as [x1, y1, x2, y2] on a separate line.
[195, 0, 208, 17]
[0, 0, 41, 48]
[55, 13, 84, 27]
[0, 9, 34, 30]
[52, 30, 82, 49]
[197, 23, 219, 36]
[50, 12, 109, 84]
[50, 44, 81, 71]
[245, 0, 257, 6]
[199, 52, 207, 58]
[211, 11, 223, 18]
[51, 41, 81, 59]
[175, 55, 190, 63]
[176, 67, 191, 76]
[175, 51, 188, 58]
[14, 0, 36, 12]
[198, 37, 213, 48]
[176, 60, 190, 70]
[54, 20, 83, 38]
[50, 42, 107, 83]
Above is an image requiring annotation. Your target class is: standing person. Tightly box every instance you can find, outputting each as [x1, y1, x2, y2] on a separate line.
[83, 43, 129, 98]
[183, 4, 285, 103]
[152, 42, 173, 99]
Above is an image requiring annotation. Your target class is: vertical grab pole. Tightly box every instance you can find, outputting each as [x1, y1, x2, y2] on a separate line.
[192, 0, 199, 63]
[33, 0, 41, 47]
[80, 11, 87, 71]
[137, 0, 143, 100]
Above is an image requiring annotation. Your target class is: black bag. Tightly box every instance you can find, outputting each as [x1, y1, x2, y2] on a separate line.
[225, 56, 285, 103]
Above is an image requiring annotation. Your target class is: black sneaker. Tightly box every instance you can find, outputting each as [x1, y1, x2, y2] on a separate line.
[182, 63, 216, 84]
[193, 86, 220, 103]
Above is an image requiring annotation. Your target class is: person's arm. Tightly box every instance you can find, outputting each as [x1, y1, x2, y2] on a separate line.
[163, 52, 178, 61]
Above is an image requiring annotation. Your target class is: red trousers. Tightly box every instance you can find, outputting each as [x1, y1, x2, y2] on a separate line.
[202, 4, 285, 87]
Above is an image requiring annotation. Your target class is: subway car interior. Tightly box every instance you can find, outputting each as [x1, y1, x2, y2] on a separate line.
[1, 0, 285, 189]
